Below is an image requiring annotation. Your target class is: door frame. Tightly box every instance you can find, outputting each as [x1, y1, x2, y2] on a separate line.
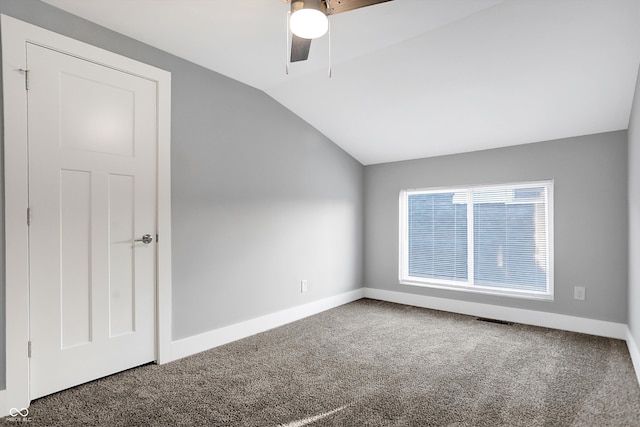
[1, 15, 172, 414]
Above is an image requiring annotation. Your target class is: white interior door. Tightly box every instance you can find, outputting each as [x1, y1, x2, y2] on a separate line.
[27, 43, 158, 399]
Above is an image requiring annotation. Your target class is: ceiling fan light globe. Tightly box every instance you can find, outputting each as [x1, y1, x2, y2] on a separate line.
[290, 9, 328, 39]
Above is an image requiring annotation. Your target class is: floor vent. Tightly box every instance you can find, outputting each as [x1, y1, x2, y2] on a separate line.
[476, 317, 513, 326]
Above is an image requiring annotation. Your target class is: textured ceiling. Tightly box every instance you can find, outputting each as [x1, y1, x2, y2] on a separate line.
[42, 0, 640, 164]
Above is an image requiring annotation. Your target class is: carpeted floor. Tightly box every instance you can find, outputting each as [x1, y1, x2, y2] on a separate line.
[14, 299, 640, 426]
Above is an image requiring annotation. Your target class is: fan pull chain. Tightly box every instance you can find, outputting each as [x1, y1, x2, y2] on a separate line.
[328, 17, 332, 78]
[286, 10, 291, 75]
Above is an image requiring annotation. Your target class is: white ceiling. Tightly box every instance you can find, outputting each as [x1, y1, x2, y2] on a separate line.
[42, 0, 640, 165]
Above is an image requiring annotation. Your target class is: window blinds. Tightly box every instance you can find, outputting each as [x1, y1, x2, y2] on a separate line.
[472, 185, 549, 293]
[407, 191, 468, 282]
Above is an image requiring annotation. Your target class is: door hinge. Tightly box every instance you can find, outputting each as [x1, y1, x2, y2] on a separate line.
[28, 341, 32, 358]
[27, 207, 31, 226]
[20, 68, 29, 91]
[156, 234, 159, 243]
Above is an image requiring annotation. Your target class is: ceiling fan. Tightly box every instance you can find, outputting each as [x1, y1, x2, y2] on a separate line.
[288, 0, 394, 63]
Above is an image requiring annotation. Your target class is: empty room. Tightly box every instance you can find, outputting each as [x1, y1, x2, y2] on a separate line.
[1, 0, 640, 425]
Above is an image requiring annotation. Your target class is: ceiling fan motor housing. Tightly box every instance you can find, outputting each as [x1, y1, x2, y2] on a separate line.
[291, 0, 327, 15]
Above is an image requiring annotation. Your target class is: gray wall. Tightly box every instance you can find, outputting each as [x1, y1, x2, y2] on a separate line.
[0, 0, 364, 389]
[0, 10, 4, 389]
[170, 78, 364, 338]
[364, 131, 629, 323]
[629, 68, 640, 350]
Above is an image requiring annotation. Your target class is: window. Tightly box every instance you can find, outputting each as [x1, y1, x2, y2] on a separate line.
[399, 181, 553, 300]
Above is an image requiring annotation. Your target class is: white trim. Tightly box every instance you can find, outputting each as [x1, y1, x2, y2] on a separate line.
[1, 15, 172, 414]
[2, 14, 30, 415]
[170, 289, 365, 361]
[399, 280, 554, 301]
[0, 390, 6, 418]
[626, 327, 640, 386]
[363, 288, 627, 340]
[155, 49, 173, 365]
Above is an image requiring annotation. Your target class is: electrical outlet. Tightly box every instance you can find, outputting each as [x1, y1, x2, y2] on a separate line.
[301, 280, 308, 293]
[574, 286, 585, 301]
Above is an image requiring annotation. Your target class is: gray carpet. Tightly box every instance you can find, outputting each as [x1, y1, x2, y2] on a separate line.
[16, 299, 640, 426]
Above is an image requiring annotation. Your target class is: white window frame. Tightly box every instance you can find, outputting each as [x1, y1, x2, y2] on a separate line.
[399, 180, 554, 301]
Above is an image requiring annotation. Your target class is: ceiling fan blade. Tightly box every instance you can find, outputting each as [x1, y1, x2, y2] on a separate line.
[290, 34, 312, 62]
[325, 0, 393, 15]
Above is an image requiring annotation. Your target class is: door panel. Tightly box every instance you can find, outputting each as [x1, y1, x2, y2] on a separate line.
[60, 72, 135, 156]
[27, 43, 157, 399]
[60, 169, 92, 349]
[109, 174, 135, 337]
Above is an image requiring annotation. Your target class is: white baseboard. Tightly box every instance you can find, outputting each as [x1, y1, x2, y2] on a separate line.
[626, 327, 640, 386]
[170, 288, 365, 361]
[363, 288, 628, 340]
[0, 389, 6, 417]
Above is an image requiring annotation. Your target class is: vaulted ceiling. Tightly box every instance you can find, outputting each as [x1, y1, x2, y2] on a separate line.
[42, 0, 640, 165]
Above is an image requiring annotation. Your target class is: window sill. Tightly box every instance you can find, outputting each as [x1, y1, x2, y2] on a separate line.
[399, 279, 554, 301]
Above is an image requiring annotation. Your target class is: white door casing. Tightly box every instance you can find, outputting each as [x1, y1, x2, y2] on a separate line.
[27, 43, 157, 399]
[1, 15, 172, 413]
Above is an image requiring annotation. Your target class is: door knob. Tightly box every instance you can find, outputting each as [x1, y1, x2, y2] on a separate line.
[135, 234, 153, 244]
